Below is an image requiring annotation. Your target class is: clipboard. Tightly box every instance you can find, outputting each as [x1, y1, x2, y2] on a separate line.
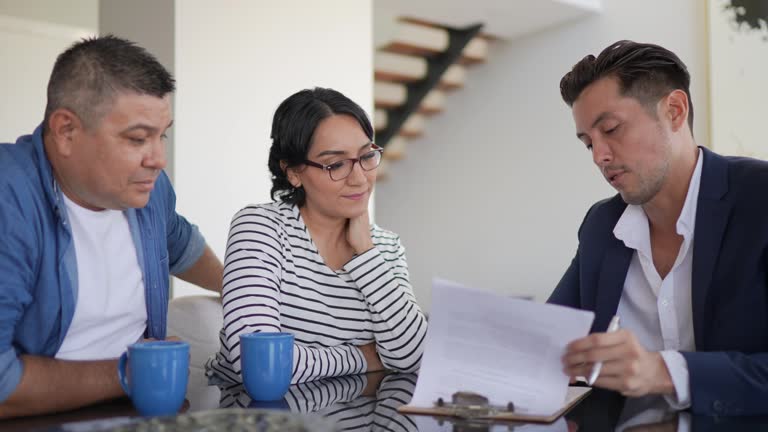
[398, 386, 591, 424]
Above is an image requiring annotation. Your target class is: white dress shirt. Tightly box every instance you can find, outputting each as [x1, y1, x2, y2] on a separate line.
[613, 148, 703, 410]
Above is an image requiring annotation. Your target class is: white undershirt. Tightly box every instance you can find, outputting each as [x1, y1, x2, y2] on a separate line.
[55, 194, 147, 360]
[614, 148, 702, 410]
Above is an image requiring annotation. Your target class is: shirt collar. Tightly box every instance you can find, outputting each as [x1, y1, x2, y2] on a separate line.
[614, 201, 650, 253]
[676, 148, 703, 239]
[30, 123, 67, 219]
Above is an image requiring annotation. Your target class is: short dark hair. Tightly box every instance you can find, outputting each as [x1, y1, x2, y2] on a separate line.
[268, 87, 374, 207]
[44, 35, 175, 132]
[560, 40, 693, 131]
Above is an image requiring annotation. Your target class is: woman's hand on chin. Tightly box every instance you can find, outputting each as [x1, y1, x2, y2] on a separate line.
[346, 210, 374, 255]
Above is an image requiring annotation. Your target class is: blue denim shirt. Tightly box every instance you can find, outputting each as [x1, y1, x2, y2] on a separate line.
[0, 125, 205, 402]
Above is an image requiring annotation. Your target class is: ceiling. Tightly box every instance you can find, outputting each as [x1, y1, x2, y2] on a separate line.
[374, 0, 601, 44]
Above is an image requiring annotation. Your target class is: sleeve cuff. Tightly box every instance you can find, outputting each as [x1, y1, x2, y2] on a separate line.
[169, 223, 206, 275]
[677, 412, 692, 432]
[354, 344, 368, 373]
[0, 349, 23, 403]
[660, 350, 691, 410]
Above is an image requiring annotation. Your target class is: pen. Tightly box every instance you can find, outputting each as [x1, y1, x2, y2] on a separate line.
[587, 315, 620, 386]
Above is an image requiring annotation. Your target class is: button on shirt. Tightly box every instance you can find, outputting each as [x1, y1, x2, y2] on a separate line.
[614, 149, 703, 410]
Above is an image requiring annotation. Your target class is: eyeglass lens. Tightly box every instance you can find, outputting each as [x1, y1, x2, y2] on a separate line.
[329, 150, 382, 180]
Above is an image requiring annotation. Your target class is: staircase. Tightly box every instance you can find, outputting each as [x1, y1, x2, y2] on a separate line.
[373, 19, 490, 178]
[371, 0, 602, 178]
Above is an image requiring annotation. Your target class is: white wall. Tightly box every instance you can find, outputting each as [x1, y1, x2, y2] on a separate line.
[99, 0, 176, 178]
[0, 0, 97, 29]
[0, 7, 95, 142]
[173, 0, 374, 297]
[708, 0, 768, 159]
[375, 0, 709, 311]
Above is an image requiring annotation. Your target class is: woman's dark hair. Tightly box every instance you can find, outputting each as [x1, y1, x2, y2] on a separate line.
[268, 87, 374, 206]
[560, 40, 693, 131]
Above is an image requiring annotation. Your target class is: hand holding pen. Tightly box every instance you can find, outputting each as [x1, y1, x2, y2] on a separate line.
[562, 315, 677, 397]
[588, 315, 620, 385]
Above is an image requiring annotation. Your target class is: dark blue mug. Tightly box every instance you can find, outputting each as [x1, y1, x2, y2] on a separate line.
[240, 332, 294, 401]
[248, 397, 290, 410]
[117, 341, 189, 416]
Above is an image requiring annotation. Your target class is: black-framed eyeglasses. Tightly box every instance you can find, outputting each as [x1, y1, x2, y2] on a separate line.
[303, 144, 384, 181]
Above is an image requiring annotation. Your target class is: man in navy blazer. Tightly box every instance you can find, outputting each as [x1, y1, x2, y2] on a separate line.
[549, 40, 768, 416]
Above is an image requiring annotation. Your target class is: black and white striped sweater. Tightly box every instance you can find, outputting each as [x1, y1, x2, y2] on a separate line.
[206, 202, 427, 384]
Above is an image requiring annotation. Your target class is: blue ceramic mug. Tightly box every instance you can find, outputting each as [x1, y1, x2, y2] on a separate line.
[117, 340, 189, 416]
[240, 332, 294, 401]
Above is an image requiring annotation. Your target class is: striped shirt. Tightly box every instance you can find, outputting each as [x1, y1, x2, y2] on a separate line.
[206, 202, 427, 384]
[219, 373, 419, 432]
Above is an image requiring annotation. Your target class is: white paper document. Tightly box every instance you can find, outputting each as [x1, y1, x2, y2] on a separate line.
[409, 279, 595, 417]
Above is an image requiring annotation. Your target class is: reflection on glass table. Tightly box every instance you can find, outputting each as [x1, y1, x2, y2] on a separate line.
[219, 372, 420, 432]
[566, 389, 768, 432]
[9, 370, 768, 432]
[218, 373, 577, 432]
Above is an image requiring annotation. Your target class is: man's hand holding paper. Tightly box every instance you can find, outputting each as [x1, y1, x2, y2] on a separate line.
[405, 279, 595, 419]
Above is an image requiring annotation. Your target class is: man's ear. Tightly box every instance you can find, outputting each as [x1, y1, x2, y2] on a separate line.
[47, 108, 82, 157]
[280, 161, 302, 188]
[664, 89, 689, 132]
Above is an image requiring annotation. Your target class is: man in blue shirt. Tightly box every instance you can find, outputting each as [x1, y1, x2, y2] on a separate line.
[0, 36, 223, 418]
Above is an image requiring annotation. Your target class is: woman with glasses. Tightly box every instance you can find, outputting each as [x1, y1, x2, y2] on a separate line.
[206, 88, 427, 384]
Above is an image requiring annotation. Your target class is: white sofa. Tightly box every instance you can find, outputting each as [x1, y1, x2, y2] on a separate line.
[167, 294, 223, 370]
[167, 294, 224, 410]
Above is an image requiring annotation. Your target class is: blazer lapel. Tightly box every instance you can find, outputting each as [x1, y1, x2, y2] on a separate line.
[594, 238, 633, 332]
[691, 147, 730, 348]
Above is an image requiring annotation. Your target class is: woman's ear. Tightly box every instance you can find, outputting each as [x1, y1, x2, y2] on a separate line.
[281, 161, 302, 188]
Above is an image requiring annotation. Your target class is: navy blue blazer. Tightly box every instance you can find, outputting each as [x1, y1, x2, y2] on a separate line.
[548, 147, 768, 416]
